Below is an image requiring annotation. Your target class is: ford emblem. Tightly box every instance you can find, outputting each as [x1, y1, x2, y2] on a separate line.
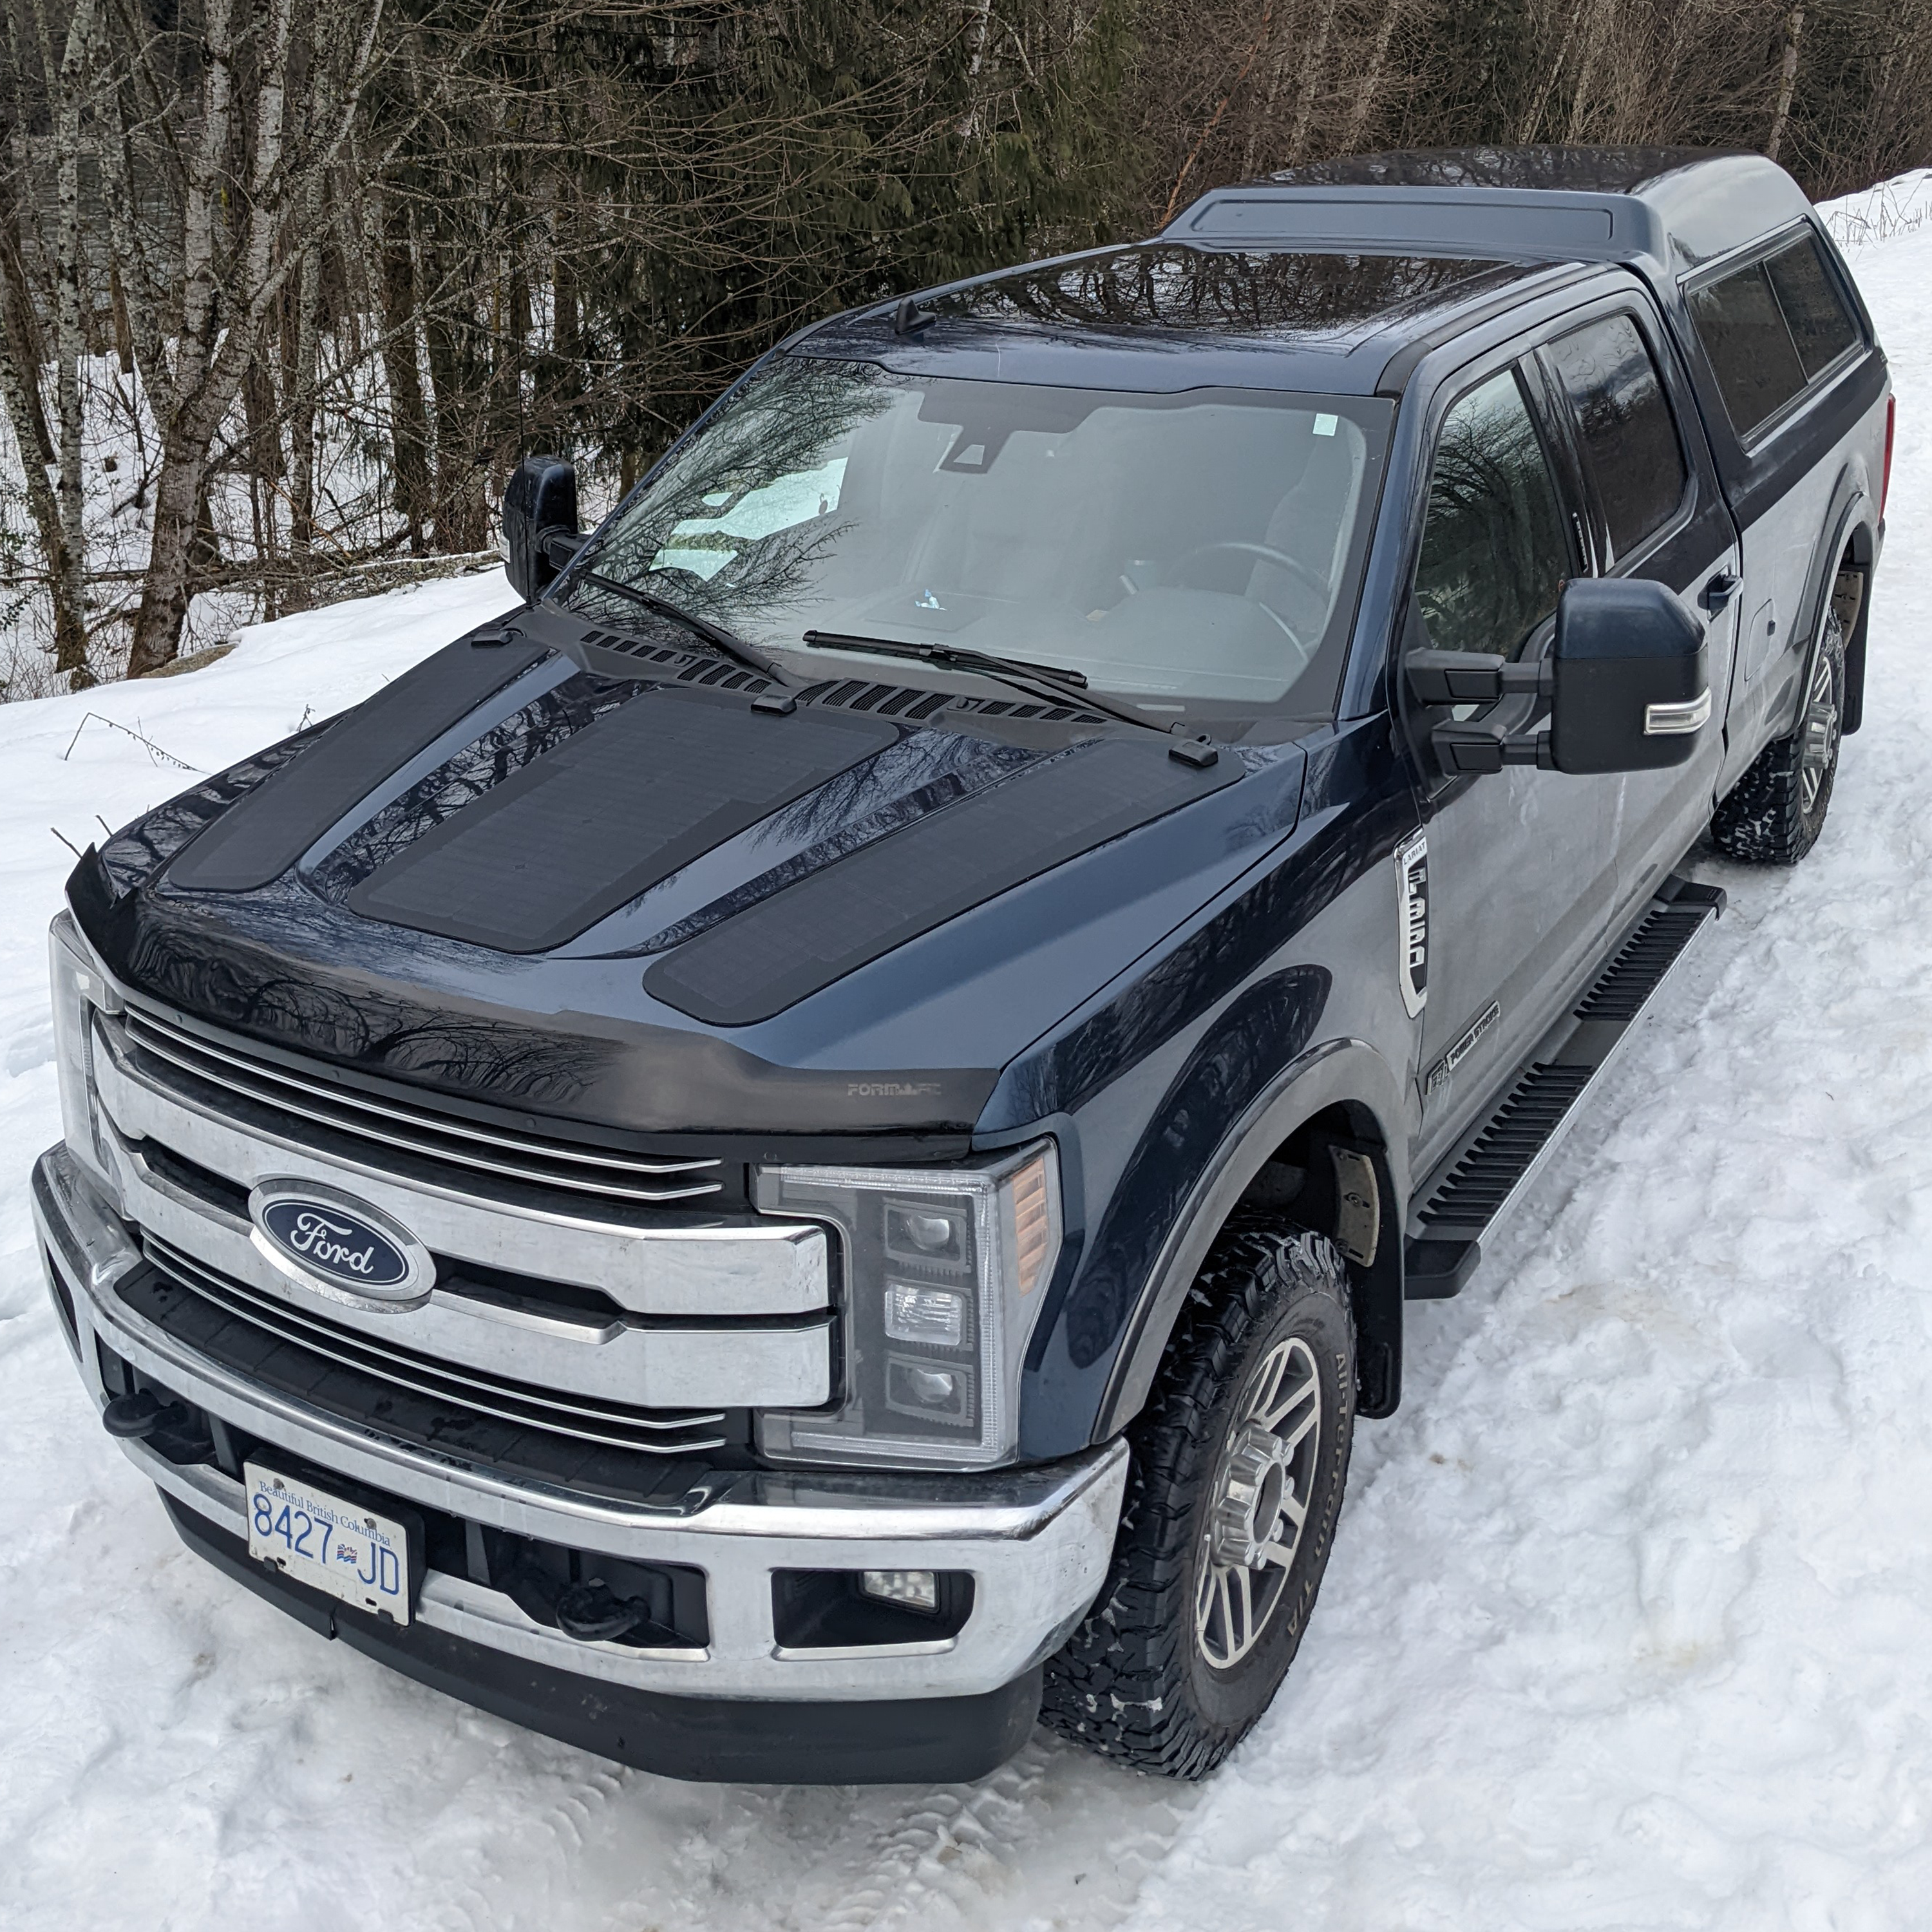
[247, 1180, 432, 1308]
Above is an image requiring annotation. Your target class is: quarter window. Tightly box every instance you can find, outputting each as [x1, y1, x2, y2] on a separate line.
[1689, 228, 1861, 439]
[1764, 231, 1859, 377]
[1546, 314, 1689, 564]
[1414, 369, 1573, 660]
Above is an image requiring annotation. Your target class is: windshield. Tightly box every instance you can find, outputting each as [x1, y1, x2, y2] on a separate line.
[570, 356, 1392, 716]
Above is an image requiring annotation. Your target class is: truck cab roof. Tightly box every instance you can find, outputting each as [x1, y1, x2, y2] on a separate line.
[799, 245, 1593, 397]
[802, 148, 1818, 402]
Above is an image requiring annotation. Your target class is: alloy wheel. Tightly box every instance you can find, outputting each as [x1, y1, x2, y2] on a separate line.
[1799, 645, 1841, 818]
[1193, 1334, 1321, 1669]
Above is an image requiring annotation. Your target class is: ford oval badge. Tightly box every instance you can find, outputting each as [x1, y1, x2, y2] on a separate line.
[247, 1180, 432, 1308]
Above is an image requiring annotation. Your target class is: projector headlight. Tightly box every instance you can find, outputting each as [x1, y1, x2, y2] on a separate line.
[753, 1141, 1061, 1470]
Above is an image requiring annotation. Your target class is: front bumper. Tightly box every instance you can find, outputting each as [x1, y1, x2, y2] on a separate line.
[35, 1144, 1126, 1779]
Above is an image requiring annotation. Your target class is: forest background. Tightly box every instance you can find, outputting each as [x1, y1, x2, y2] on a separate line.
[0, 0, 1924, 695]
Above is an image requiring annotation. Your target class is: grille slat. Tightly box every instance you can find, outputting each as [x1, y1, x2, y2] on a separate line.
[138, 1232, 729, 1455]
[118, 1006, 723, 1206]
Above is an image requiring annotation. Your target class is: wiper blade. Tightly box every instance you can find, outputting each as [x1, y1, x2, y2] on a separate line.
[800, 630, 1175, 738]
[583, 572, 791, 685]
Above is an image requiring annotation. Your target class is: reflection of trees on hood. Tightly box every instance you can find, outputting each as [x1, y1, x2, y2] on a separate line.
[580, 363, 898, 632]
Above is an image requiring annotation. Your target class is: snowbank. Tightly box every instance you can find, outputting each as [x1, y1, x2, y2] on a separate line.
[2, 205, 1931, 1932]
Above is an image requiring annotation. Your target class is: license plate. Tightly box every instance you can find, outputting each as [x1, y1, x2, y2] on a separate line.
[244, 1463, 412, 1624]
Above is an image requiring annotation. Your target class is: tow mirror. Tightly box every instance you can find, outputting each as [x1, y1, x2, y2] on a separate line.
[1413, 578, 1709, 776]
[502, 455, 582, 603]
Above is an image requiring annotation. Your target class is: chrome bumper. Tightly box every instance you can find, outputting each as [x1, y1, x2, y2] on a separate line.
[35, 1143, 1126, 1703]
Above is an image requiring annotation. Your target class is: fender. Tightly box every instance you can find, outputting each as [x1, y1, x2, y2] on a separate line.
[1775, 464, 1874, 752]
[1095, 1035, 1410, 1439]
[1837, 513, 1880, 737]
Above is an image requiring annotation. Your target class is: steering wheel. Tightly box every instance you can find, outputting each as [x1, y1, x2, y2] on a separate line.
[1164, 540, 1325, 667]
[1169, 540, 1331, 601]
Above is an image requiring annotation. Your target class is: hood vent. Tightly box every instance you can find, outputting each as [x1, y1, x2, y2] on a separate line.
[800, 676, 1112, 728]
[578, 626, 779, 696]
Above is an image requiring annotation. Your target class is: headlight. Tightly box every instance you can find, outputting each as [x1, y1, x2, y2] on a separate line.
[49, 911, 119, 1191]
[753, 1141, 1061, 1470]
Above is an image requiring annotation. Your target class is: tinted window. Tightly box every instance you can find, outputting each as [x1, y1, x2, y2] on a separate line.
[1690, 263, 1806, 435]
[1765, 232, 1859, 377]
[1547, 314, 1689, 564]
[1690, 227, 1862, 439]
[1414, 369, 1573, 659]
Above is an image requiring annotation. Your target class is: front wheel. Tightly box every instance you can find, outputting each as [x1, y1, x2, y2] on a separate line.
[1710, 612, 1845, 865]
[1040, 1222, 1355, 1778]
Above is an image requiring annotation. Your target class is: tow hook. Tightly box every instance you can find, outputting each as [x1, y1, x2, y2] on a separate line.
[102, 1388, 192, 1440]
[554, 1578, 658, 1644]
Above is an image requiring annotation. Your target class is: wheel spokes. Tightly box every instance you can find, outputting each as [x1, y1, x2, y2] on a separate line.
[1195, 1333, 1326, 1669]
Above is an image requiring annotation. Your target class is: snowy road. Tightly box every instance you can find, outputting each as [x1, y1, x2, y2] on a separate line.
[5, 207, 1932, 1931]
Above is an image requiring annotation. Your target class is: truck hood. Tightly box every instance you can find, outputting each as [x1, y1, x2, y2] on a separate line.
[70, 612, 1307, 1137]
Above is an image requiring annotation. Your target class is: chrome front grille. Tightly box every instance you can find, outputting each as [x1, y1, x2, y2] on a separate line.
[138, 1230, 730, 1456]
[117, 1004, 723, 1206]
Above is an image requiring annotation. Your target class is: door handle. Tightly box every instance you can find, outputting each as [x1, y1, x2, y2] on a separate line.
[1701, 571, 1740, 614]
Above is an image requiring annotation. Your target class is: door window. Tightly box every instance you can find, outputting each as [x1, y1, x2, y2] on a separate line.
[1689, 228, 1861, 439]
[1413, 368, 1573, 660]
[1546, 314, 1689, 564]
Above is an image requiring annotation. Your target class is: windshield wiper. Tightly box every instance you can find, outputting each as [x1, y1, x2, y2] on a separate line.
[583, 572, 791, 685]
[799, 630, 1188, 741]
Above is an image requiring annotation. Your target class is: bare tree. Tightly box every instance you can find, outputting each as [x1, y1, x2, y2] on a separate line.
[114, 0, 386, 674]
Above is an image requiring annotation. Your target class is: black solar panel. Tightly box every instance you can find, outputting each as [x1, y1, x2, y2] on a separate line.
[167, 637, 550, 893]
[644, 737, 1240, 1025]
[347, 685, 898, 952]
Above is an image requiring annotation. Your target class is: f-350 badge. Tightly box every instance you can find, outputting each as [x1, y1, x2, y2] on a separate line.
[1396, 830, 1428, 1018]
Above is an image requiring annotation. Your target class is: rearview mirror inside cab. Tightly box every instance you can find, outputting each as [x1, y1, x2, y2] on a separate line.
[1413, 577, 1709, 777]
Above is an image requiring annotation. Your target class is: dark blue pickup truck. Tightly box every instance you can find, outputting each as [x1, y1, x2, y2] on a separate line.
[37, 147, 1888, 1784]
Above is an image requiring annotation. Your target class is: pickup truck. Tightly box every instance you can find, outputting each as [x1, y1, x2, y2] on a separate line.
[37, 146, 1889, 1785]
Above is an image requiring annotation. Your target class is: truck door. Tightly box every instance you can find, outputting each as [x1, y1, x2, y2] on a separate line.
[1537, 303, 1739, 907]
[1401, 357, 1620, 1171]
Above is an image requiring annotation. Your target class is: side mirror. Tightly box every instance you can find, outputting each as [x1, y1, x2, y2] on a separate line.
[502, 455, 580, 604]
[1548, 577, 1710, 773]
[1416, 578, 1709, 776]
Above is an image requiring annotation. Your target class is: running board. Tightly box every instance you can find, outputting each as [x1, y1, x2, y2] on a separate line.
[1403, 876, 1725, 1300]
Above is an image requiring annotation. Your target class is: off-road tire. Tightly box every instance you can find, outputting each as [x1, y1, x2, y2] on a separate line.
[1040, 1221, 1355, 1778]
[1711, 612, 1845, 865]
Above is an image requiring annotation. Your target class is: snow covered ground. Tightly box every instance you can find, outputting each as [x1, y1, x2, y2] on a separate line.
[3, 195, 1931, 1931]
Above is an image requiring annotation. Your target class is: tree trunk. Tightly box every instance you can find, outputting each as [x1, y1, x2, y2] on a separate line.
[424, 240, 489, 553]
[1341, 0, 1407, 153]
[0, 226, 88, 679]
[1766, 6, 1805, 162]
[377, 203, 432, 554]
[1284, 0, 1341, 164]
[128, 428, 211, 676]
[50, 0, 100, 687]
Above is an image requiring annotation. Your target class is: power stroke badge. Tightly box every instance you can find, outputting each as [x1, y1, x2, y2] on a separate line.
[249, 1180, 433, 1309]
[1395, 830, 1429, 1018]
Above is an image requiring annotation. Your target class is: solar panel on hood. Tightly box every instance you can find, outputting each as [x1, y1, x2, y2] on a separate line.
[166, 636, 551, 893]
[346, 687, 899, 953]
[643, 737, 1241, 1025]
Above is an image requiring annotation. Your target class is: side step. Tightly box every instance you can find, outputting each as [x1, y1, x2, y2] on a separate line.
[1403, 876, 1725, 1300]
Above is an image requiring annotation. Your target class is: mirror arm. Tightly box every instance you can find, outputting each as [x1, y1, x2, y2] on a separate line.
[1406, 648, 1553, 706]
[1430, 723, 1556, 775]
